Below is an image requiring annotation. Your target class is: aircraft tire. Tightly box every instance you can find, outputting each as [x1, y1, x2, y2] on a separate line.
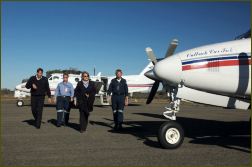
[16, 100, 24, 107]
[158, 121, 184, 149]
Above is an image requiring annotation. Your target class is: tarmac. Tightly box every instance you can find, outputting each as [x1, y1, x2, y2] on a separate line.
[1, 98, 251, 166]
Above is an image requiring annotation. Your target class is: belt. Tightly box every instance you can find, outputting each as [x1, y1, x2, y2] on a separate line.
[59, 96, 70, 98]
[113, 93, 125, 96]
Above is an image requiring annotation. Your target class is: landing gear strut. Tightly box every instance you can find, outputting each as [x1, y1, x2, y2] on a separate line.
[158, 86, 184, 149]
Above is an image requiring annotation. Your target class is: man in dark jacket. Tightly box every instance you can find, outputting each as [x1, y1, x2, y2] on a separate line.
[25, 68, 52, 129]
[107, 69, 128, 130]
[74, 71, 96, 133]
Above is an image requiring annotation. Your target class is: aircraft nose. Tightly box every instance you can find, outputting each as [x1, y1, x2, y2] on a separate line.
[144, 69, 160, 81]
[153, 56, 182, 84]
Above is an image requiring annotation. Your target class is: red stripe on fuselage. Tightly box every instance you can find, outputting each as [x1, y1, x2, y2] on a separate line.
[182, 59, 251, 71]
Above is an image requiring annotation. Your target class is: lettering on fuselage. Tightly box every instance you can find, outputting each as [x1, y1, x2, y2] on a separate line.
[186, 47, 233, 58]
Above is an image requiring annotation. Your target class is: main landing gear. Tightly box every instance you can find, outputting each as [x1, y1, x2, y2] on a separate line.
[16, 99, 24, 107]
[158, 87, 184, 149]
[158, 121, 184, 149]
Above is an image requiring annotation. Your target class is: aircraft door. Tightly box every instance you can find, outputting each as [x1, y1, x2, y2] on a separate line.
[101, 77, 108, 92]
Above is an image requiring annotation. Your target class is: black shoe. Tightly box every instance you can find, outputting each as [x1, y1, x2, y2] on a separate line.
[118, 124, 123, 130]
[113, 124, 118, 130]
[57, 124, 61, 127]
[80, 130, 86, 133]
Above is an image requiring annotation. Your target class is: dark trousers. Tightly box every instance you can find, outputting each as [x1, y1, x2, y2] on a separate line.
[56, 96, 70, 125]
[111, 95, 125, 125]
[79, 111, 89, 131]
[31, 96, 45, 128]
[65, 101, 73, 124]
[79, 101, 90, 131]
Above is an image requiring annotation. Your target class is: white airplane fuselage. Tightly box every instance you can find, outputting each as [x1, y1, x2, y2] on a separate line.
[14, 63, 156, 100]
[143, 36, 251, 149]
[154, 38, 251, 99]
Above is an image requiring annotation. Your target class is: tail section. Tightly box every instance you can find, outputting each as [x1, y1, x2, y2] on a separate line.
[96, 72, 101, 77]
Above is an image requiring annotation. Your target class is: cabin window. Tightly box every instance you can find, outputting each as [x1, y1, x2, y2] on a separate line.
[53, 76, 59, 80]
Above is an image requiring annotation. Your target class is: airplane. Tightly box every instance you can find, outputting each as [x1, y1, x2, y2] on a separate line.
[144, 31, 251, 149]
[14, 62, 159, 107]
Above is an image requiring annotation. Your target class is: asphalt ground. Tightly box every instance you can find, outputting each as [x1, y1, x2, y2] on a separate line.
[1, 98, 251, 166]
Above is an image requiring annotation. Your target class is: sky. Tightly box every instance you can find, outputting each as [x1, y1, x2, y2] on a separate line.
[2, 1, 251, 90]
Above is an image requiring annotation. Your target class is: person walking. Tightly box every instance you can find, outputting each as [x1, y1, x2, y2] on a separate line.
[25, 68, 52, 129]
[74, 71, 96, 133]
[107, 69, 128, 131]
[54, 73, 74, 127]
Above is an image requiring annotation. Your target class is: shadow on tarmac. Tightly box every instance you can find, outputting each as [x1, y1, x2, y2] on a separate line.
[47, 118, 80, 132]
[22, 119, 36, 126]
[22, 119, 46, 128]
[91, 113, 251, 152]
[23, 103, 142, 108]
[22, 112, 250, 152]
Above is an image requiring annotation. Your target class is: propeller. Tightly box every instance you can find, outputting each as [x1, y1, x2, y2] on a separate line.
[145, 47, 157, 65]
[145, 39, 179, 104]
[146, 80, 160, 104]
[165, 38, 178, 58]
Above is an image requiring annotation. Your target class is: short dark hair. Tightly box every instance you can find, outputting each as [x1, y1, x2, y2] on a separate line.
[115, 69, 122, 74]
[82, 71, 90, 77]
[63, 73, 69, 77]
[37, 68, 43, 73]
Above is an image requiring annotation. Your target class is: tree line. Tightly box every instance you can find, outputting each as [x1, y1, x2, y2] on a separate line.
[1, 88, 14, 95]
[46, 68, 82, 78]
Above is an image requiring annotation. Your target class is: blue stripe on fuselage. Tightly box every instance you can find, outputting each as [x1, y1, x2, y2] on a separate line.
[182, 54, 251, 65]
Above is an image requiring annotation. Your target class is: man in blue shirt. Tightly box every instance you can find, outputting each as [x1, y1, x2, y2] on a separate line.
[54, 73, 74, 127]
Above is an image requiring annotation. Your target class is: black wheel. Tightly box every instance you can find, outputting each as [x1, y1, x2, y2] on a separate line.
[158, 121, 184, 149]
[16, 100, 24, 107]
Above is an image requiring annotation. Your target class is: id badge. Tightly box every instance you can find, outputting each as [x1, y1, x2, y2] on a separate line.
[65, 87, 68, 92]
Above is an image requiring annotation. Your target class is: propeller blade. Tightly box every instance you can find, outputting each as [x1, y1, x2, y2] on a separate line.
[145, 47, 157, 65]
[146, 81, 160, 104]
[165, 38, 178, 58]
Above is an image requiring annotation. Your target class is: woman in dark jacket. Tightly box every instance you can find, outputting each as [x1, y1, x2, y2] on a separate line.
[74, 71, 96, 133]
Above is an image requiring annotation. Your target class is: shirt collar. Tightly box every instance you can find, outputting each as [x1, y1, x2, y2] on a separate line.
[36, 75, 42, 80]
[62, 81, 68, 85]
[82, 80, 89, 84]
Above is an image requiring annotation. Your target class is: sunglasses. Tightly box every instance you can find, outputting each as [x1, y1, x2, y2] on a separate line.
[83, 75, 89, 77]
